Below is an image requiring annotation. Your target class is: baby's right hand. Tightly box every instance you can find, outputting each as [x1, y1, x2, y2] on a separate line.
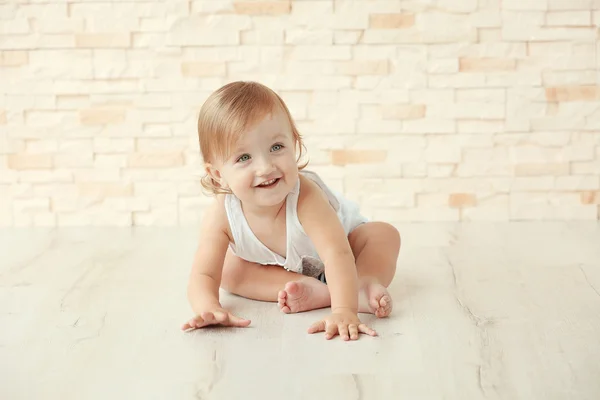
[181, 307, 251, 331]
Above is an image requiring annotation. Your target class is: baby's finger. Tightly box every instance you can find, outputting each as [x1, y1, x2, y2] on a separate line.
[213, 311, 228, 323]
[348, 324, 359, 340]
[325, 323, 337, 340]
[200, 312, 215, 325]
[308, 320, 325, 334]
[227, 313, 251, 327]
[338, 324, 350, 341]
[181, 321, 193, 331]
[358, 324, 378, 337]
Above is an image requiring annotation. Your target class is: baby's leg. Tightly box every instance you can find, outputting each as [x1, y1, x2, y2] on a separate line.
[278, 222, 401, 316]
[220, 249, 330, 311]
[348, 222, 401, 318]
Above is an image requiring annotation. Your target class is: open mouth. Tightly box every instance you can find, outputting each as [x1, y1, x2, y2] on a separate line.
[256, 178, 280, 188]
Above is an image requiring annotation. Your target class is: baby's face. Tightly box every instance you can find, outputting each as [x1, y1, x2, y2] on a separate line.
[216, 108, 299, 209]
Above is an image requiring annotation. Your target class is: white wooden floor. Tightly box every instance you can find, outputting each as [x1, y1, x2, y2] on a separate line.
[1, 222, 600, 400]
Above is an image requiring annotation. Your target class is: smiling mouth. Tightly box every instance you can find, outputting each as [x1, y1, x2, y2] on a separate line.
[256, 178, 280, 188]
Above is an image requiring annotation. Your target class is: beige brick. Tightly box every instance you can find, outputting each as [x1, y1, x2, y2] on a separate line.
[190, 1, 236, 13]
[428, 102, 504, 119]
[382, 104, 426, 119]
[54, 153, 94, 168]
[330, 150, 387, 166]
[285, 30, 332, 45]
[403, 119, 456, 134]
[334, 31, 362, 44]
[502, 24, 596, 41]
[336, 60, 388, 75]
[13, 198, 50, 221]
[549, 0, 594, 10]
[573, 160, 600, 175]
[7, 154, 52, 170]
[478, 28, 502, 42]
[167, 17, 242, 46]
[59, 210, 132, 227]
[428, 73, 486, 88]
[555, 176, 599, 190]
[80, 108, 126, 125]
[95, 154, 128, 168]
[437, 0, 478, 12]
[430, 43, 527, 59]
[470, 10, 502, 27]
[449, 193, 477, 208]
[75, 34, 131, 48]
[289, 45, 351, 60]
[133, 207, 178, 226]
[459, 58, 516, 72]
[0, 171, 17, 185]
[546, 11, 592, 25]
[58, 139, 93, 154]
[369, 13, 415, 29]
[0, 110, 6, 124]
[546, 86, 600, 102]
[105, 197, 150, 212]
[542, 70, 597, 86]
[511, 177, 555, 191]
[581, 191, 600, 204]
[514, 163, 570, 176]
[19, 170, 72, 183]
[128, 152, 184, 168]
[426, 137, 461, 162]
[234, 1, 291, 15]
[242, 29, 285, 45]
[25, 111, 75, 128]
[356, 119, 402, 134]
[374, 207, 459, 222]
[527, 42, 572, 56]
[427, 59, 459, 74]
[73, 168, 120, 182]
[56, 95, 90, 109]
[502, 0, 548, 10]
[136, 138, 188, 152]
[1, 51, 29, 66]
[458, 120, 504, 133]
[79, 183, 133, 198]
[410, 89, 453, 104]
[457, 89, 505, 103]
[181, 62, 226, 77]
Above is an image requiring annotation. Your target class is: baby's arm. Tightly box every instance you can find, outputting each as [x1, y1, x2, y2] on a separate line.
[182, 197, 250, 330]
[297, 177, 376, 340]
[296, 177, 358, 313]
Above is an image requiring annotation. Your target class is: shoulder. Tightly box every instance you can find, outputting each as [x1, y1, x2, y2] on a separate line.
[296, 174, 335, 226]
[202, 194, 234, 243]
[297, 174, 330, 212]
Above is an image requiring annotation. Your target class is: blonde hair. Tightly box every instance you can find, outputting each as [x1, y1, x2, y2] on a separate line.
[197, 81, 308, 195]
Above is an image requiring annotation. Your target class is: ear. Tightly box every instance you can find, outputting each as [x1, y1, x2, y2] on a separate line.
[204, 163, 229, 190]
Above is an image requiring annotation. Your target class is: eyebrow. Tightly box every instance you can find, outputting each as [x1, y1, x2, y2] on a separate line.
[233, 133, 288, 153]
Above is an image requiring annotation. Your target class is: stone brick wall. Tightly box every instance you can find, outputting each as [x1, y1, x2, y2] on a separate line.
[1, 0, 599, 226]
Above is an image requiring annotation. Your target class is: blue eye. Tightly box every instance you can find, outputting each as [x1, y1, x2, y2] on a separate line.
[237, 154, 251, 163]
[271, 144, 283, 152]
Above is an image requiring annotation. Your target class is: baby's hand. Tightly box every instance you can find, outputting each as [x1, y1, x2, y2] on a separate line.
[307, 308, 377, 341]
[181, 307, 251, 331]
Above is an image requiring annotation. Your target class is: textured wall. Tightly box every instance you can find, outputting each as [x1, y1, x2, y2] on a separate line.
[1, 0, 599, 227]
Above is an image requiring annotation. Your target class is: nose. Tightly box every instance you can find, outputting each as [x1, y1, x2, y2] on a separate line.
[255, 155, 275, 177]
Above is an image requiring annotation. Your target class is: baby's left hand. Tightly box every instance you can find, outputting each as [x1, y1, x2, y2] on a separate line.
[307, 308, 377, 341]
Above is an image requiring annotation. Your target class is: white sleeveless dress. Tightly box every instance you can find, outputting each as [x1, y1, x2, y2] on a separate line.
[224, 170, 368, 280]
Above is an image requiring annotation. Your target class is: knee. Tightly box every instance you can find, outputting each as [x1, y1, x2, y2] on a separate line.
[375, 222, 401, 251]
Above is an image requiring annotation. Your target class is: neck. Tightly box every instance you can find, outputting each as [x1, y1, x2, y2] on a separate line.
[241, 199, 286, 221]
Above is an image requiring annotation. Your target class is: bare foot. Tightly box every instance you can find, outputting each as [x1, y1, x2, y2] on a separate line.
[277, 278, 330, 314]
[358, 280, 393, 318]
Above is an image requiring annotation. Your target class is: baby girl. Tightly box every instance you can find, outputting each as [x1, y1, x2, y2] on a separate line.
[181, 81, 401, 341]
